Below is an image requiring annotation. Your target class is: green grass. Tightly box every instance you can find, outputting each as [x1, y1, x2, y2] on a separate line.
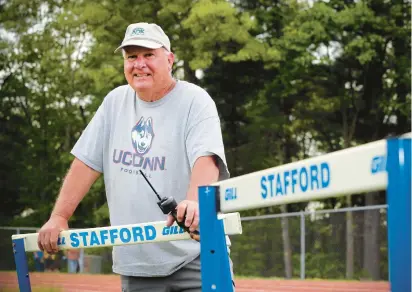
[234, 275, 388, 282]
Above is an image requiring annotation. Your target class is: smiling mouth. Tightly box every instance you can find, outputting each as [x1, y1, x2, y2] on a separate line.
[134, 74, 151, 78]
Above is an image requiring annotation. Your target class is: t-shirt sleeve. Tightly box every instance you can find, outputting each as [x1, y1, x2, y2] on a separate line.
[186, 96, 230, 181]
[70, 100, 106, 173]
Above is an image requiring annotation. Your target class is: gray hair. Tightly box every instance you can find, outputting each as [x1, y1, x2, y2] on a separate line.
[121, 47, 170, 59]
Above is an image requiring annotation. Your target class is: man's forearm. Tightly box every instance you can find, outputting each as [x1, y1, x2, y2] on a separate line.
[186, 155, 219, 201]
[51, 158, 101, 220]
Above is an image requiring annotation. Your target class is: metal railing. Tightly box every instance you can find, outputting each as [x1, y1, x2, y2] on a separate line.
[231, 204, 388, 280]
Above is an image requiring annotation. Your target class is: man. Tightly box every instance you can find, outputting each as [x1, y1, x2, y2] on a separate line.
[66, 249, 80, 273]
[33, 250, 44, 272]
[37, 22, 232, 291]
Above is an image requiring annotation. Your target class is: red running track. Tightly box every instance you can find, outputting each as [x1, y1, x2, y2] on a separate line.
[0, 272, 389, 292]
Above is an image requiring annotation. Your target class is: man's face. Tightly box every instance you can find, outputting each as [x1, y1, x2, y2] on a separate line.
[123, 46, 174, 92]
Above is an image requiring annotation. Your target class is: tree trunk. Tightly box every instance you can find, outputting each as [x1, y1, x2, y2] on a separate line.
[363, 192, 381, 280]
[346, 195, 354, 279]
[183, 61, 197, 84]
[342, 93, 356, 280]
[280, 132, 294, 279]
[280, 205, 293, 279]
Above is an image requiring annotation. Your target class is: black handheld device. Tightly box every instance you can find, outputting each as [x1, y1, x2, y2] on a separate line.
[139, 170, 200, 237]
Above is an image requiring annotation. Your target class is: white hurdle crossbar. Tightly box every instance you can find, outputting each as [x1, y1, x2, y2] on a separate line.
[12, 213, 242, 291]
[199, 137, 411, 292]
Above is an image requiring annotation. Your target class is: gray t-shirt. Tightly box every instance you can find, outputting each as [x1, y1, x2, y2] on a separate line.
[71, 80, 229, 277]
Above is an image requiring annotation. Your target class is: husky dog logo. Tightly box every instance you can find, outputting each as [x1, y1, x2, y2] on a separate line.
[131, 117, 154, 155]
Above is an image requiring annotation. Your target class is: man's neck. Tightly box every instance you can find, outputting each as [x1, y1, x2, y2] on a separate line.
[137, 79, 176, 102]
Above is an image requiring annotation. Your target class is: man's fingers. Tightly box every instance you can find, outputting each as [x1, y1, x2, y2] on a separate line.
[174, 200, 199, 237]
[37, 232, 44, 251]
[166, 214, 175, 226]
[189, 208, 199, 232]
[50, 229, 60, 252]
[43, 231, 53, 254]
[190, 232, 200, 242]
[185, 204, 195, 228]
[37, 216, 68, 253]
[39, 227, 61, 254]
[176, 202, 187, 223]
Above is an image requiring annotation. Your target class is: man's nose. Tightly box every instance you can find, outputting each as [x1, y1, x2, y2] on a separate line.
[133, 56, 146, 68]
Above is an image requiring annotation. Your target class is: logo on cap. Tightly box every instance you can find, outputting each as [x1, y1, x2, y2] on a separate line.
[131, 27, 145, 36]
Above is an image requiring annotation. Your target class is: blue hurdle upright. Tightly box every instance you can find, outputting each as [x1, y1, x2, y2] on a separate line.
[199, 137, 411, 292]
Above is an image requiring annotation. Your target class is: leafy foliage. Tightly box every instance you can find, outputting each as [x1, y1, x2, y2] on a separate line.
[0, 0, 409, 279]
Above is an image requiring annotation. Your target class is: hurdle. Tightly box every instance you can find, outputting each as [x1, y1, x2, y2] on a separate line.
[11, 213, 242, 291]
[199, 137, 411, 292]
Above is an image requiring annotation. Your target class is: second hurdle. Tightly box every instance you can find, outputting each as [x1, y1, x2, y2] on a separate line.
[199, 137, 411, 292]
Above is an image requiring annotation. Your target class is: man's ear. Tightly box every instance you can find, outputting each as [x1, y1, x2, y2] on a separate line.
[168, 52, 175, 70]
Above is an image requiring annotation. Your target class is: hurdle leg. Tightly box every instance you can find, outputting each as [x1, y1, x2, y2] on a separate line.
[387, 138, 411, 292]
[12, 238, 32, 292]
[199, 186, 233, 292]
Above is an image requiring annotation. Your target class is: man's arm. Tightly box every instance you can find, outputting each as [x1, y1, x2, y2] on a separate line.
[166, 155, 219, 234]
[37, 158, 101, 253]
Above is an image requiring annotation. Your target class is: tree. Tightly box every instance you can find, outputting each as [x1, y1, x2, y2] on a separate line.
[270, 0, 410, 278]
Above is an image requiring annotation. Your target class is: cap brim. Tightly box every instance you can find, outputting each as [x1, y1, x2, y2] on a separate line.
[114, 39, 163, 53]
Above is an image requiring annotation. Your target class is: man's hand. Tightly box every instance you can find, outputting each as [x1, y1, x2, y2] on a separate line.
[37, 159, 100, 253]
[166, 199, 200, 241]
[37, 214, 69, 254]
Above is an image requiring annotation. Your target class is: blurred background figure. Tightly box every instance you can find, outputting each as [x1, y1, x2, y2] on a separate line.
[66, 249, 80, 274]
[33, 250, 44, 272]
[43, 251, 59, 272]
